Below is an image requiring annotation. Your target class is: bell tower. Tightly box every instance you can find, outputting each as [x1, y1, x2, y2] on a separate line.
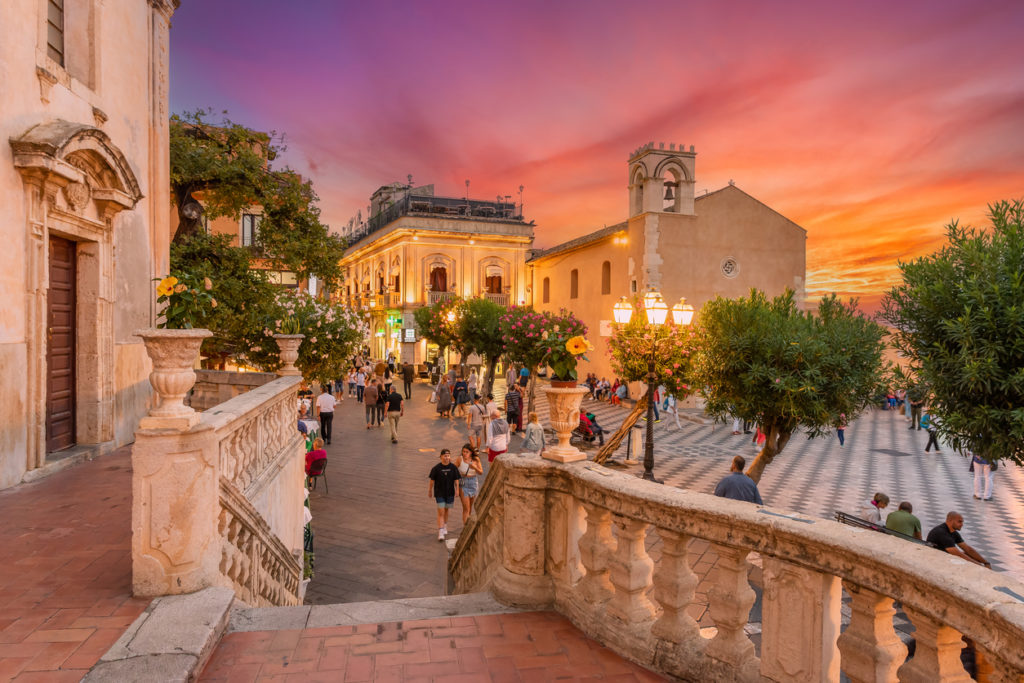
[627, 142, 696, 218]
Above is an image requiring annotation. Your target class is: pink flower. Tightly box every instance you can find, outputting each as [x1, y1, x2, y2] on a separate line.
[666, 369, 673, 376]
[775, 378, 780, 383]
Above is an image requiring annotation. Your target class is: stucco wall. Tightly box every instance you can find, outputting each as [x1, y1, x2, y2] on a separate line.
[0, 0, 173, 488]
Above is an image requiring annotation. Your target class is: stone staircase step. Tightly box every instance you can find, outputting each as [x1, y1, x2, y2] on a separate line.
[84, 586, 234, 683]
[229, 591, 525, 633]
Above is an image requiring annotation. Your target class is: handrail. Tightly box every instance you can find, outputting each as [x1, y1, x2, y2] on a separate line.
[451, 456, 1024, 681]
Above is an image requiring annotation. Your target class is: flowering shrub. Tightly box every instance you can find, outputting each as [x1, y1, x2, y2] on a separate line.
[243, 290, 369, 383]
[500, 308, 589, 381]
[607, 307, 698, 398]
[412, 297, 462, 356]
[154, 273, 217, 329]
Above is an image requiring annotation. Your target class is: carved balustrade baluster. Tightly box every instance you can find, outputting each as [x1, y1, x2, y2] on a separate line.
[607, 515, 655, 624]
[651, 528, 700, 645]
[974, 643, 1024, 683]
[706, 543, 758, 680]
[897, 606, 971, 683]
[578, 503, 615, 606]
[837, 582, 906, 683]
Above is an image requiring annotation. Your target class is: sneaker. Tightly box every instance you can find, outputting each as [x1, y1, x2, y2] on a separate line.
[655, 419, 661, 423]
[438, 529, 445, 541]
[391, 438, 397, 443]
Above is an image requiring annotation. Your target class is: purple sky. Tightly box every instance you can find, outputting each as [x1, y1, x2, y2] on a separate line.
[169, 0, 1024, 308]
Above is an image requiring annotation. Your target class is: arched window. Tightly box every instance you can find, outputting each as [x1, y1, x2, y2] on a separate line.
[570, 269, 579, 299]
[429, 267, 447, 292]
[601, 261, 611, 295]
[542, 277, 550, 304]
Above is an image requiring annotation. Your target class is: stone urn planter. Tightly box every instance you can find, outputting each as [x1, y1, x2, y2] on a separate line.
[135, 328, 212, 430]
[274, 334, 305, 376]
[541, 384, 590, 463]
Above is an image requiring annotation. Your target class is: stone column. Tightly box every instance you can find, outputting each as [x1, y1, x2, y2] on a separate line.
[131, 423, 221, 597]
[706, 544, 759, 681]
[606, 515, 655, 624]
[897, 606, 972, 683]
[836, 583, 906, 683]
[491, 476, 554, 607]
[760, 557, 841, 682]
[651, 529, 700, 644]
[577, 503, 615, 606]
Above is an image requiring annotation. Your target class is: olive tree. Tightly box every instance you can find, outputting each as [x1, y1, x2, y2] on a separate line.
[693, 290, 887, 482]
[881, 199, 1024, 465]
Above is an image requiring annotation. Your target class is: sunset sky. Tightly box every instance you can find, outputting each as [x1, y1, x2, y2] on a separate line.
[168, 0, 1024, 310]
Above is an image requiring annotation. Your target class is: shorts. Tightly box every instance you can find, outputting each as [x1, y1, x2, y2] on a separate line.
[435, 496, 455, 509]
[487, 448, 506, 463]
[470, 425, 483, 438]
[461, 477, 479, 497]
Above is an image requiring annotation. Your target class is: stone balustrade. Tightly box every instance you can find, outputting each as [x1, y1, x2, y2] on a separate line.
[187, 369, 278, 412]
[450, 456, 1024, 682]
[132, 375, 304, 606]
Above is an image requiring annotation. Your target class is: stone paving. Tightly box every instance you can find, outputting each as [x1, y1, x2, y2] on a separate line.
[200, 611, 667, 682]
[0, 446, 149, 682]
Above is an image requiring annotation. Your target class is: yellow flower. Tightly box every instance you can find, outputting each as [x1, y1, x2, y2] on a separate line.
[156, 276, 177, 297]
[204, 277, 213, 291]
[565, 335, 591, 355]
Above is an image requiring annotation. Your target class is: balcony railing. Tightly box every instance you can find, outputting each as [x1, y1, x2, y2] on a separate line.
[483, 292, 510, 307]
[346, 194, 523, 245]
[428, 291, 457, 305]
[451, 456, 1024, 682]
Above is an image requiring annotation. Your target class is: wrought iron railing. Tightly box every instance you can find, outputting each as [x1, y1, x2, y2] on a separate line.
[345, 194, 522, 245]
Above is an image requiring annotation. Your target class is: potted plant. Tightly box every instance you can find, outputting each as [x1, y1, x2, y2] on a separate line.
[537, 312, 592, 462]
[135, 274, 216, 430]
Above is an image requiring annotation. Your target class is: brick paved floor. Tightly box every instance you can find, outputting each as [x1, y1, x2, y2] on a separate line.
[0, 446, 149, 682]
[200, 610, 668, 682]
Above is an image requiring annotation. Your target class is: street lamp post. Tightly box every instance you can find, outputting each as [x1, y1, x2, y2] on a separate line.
[611, 292, 693, 482]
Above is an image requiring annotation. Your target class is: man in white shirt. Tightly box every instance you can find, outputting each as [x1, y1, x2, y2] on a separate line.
[316, 389, 337, 445]
[356, 370, 367, 403]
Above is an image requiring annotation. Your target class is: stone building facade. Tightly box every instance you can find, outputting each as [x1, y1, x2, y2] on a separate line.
[0, 0, 177, 489]
[529, 143, 807, 382]
[338, 183, 533, 363]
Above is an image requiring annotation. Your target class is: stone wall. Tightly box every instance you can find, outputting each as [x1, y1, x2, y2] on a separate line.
[452, 455, 1024, 682]
[188, 370, 279, 412]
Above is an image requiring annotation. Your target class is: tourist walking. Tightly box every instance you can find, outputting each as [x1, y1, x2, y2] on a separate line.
[859, 492, 890, 524]
[436, 375, 453, 418]
[924, 410, 942, 452]
[356, 368, 366, 402]
[926, 511, 991, 568]
[402, 361, 415, 399]
[383, 365, 393, 395]
[453, 376, 469, 417]
[885, 501, 923, 540]
[713, 455, 763, 504]
[316, 387, 336, 445]
[485, 409, 510, 462]
[521, 412, 545, 455]
[504, 383, 523, 432]
[506, 364, 517, 391]
[347, 369, 356, 397]
[971, 452, 996, 501]
[837, 413, 847, 446]
[363, 379, 379, 429]
[375, 379, 387, 426]
[385, 385, 404, 443]
[467, 369, 479, 399]
[466, 395, 486, 450]
[455, 444, 483, 524]
[518, 366, 530, 388]
[428, 449, 461, 542]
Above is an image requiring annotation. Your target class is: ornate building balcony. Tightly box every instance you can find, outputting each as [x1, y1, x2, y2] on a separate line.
[483, 292, 509, 307]
[427, 291, 457, 305]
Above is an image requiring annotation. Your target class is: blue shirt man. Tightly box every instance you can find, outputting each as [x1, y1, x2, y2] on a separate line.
[713, 455, 763, 505]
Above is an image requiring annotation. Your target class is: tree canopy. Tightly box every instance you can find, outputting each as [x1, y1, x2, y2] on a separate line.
[169, 109, 346, 288]
[457, 298, 507, 393]
[412, 297, 463, 360]
[881, 199, 1024, 465]
[693, 290, 886, 482]
[607, 303, 699, 398]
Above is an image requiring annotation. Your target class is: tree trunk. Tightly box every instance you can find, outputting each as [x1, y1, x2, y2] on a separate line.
[484, 355, 499, 397]
[745, 425, 792, 484]
[593, 394, 649, 464]
[525, 365, 538, 416]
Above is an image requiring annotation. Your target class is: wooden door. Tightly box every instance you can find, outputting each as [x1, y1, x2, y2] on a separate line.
[46, 236, 76, 452]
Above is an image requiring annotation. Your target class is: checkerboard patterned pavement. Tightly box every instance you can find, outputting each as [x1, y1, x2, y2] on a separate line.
[515, 382, 1024, 580]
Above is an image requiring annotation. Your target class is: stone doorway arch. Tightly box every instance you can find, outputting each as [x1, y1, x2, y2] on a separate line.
[10, 120, 143, 470]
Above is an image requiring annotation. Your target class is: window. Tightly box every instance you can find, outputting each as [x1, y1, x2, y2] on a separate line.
[601, 261, 611, 295]
[429, 267, 448, 293]
[46, 0, 64, 66]
[570, 269, 579, 299]
[542, 277, 550, 304]
[241, 214, 261, 246]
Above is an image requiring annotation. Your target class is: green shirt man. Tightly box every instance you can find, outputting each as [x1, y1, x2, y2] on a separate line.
[885, 502, 922, 540]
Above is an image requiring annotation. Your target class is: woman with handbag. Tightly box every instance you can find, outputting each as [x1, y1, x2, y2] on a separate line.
[436, 375, 453, 418]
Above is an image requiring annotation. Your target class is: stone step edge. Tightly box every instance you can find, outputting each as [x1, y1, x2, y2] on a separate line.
[83, 586, 234, 683]
[229, 591, 525, 633]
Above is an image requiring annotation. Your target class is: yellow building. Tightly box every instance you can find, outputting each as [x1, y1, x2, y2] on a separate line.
[339, 183, 533, 363]
[529, 142, 807, 382]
